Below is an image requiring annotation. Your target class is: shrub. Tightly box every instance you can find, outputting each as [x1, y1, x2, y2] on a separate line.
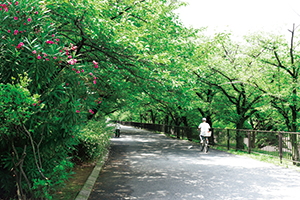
[72, 120, 113, 164]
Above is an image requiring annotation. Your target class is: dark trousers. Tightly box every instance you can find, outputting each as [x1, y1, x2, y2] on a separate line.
[115, 129, 120, 137]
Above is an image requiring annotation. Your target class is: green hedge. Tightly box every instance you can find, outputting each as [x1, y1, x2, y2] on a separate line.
[72, 120, 113, 164]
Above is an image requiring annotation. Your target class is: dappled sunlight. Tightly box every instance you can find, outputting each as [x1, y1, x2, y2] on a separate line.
[89, 126, 300, 200]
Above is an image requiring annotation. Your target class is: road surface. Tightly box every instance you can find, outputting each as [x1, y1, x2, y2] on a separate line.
[89, 126, 300, 200]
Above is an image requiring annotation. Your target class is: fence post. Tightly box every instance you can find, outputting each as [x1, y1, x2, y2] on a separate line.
[248, 131, 251, 154]
[279, 132, 282, 164]
[211, 128, 215, 146]
[227, 129, 230, 150]
[187, 127, 192, 141]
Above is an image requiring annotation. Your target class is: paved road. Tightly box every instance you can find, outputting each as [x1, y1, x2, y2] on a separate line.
[89, 126, 300, 200]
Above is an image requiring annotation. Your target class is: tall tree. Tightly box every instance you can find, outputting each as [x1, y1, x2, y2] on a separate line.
[248, 25, 300, 163]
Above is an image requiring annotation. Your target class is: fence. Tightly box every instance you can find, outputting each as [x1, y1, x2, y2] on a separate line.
[117, 121, 300, 164]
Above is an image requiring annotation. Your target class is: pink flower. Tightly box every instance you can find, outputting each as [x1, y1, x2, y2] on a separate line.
[33, 50, 37, 54]
[66, 50, 69, 55]
[68, 55, 72, 59]
[27, 18, 31, 22]
[56, 38, 59, 42]
[8, 2, 12, 5]
[46, 40, 54, 44]
[89, 72, 93, 76]
[89, 109, 92, 113]
[91, 111, 94, 114]
[71, 44, 77, 50]
[16, 11, 19, 13]
[59, 50, 62, 52]
[16, 42, 24, 49]
[66, 83, 69, 86]
[81, 69, 84, 73]
[2, 4, 8, 12]
[44, 53, 47, 57]
[14, 30, 18, 35]
[23, 23, 26, 25]
[77, 71, 80, 74]
[94, 76, 96, 80]
[55, 42, 58, 45]
[99, 101, 102, 104]
[93, 60, 98, 65]
[72, 68, 75, 71]
[37, 55, 41, 59]
[51, 22, 53, 25]
[46, 58, 49, 61]
[8, 30, 10, 33]
[69, 59, 77, 65]
[93, 80, 96, 84]
[20, 31, 23, 33]
[54, 56, 57, 59]
[15, 2, 19, 5]
[52, 34, 55, 37]
[14, 17, 18, 20]
[76, 110, 79, 113]
[72, 135, 75, 138]
[95, 65, 98, 68]
[33, 103, 36, 106]
[35, 11, 38, 14]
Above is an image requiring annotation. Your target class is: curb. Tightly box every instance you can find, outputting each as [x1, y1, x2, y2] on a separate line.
[75, 150, 110, 200]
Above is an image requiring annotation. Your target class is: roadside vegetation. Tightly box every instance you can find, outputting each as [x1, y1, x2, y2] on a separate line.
[1, 0, 300, 199]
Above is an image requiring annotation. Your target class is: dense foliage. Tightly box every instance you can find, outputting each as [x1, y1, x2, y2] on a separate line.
[1, 0, 300, 198]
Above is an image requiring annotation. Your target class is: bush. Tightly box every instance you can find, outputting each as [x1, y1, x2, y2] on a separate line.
[0, 0, 103, 199]
[72, 120, 113, 164]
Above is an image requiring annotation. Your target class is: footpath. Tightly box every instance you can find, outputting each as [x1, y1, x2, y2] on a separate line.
[84, 125, 300, 200]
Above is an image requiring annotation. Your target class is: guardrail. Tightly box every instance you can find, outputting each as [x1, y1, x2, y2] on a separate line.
[115, 121, 300, 164]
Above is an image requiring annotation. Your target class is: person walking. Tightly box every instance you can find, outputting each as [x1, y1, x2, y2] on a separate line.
[115, 123, 121, 137]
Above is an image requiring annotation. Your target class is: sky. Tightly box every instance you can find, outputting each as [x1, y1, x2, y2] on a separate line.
[175, 0, 300, 38]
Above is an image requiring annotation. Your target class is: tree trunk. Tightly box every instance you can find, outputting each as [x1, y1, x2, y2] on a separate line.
[165, 115, 169, 125]
[236, 121, 245, 150]
[140, 113, 143, 123]
[251, 131, 256, 148]
[291, 105, 299, 165]
[149, 109, 157, 124]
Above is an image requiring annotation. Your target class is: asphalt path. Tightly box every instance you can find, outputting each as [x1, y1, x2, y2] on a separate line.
[89, 125, 300, 200]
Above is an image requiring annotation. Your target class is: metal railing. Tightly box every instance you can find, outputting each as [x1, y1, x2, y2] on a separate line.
[116, 121, 300, 164]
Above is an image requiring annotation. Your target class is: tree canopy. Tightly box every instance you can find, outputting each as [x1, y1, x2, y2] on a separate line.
[1, 0, 300, 198]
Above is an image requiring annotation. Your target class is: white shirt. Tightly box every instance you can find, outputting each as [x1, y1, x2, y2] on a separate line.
[198, 122, 210, 136]
[116, 124, 121, 130]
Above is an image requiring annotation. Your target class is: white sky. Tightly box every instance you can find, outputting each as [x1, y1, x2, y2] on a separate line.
[175, 0, 300, 38]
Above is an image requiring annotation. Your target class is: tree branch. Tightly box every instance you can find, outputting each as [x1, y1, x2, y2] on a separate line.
[110, 0, 146, 20]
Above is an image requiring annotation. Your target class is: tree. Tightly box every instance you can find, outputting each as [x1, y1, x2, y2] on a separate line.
[193, 34, 265, 149]
[247, 25, 300, 163]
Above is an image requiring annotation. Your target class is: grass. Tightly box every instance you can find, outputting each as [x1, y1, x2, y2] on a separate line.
[52, 162, 96, 200]
[211, 146, 300, 172]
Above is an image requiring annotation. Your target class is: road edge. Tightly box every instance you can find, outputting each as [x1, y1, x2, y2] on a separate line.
[75, 150, 110, 200]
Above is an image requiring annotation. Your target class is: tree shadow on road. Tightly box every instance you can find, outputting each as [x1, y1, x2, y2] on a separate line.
[89, 126, 300, 200]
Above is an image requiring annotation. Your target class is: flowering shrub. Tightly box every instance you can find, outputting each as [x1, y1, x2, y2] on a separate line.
[0, 0, 104, 199]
